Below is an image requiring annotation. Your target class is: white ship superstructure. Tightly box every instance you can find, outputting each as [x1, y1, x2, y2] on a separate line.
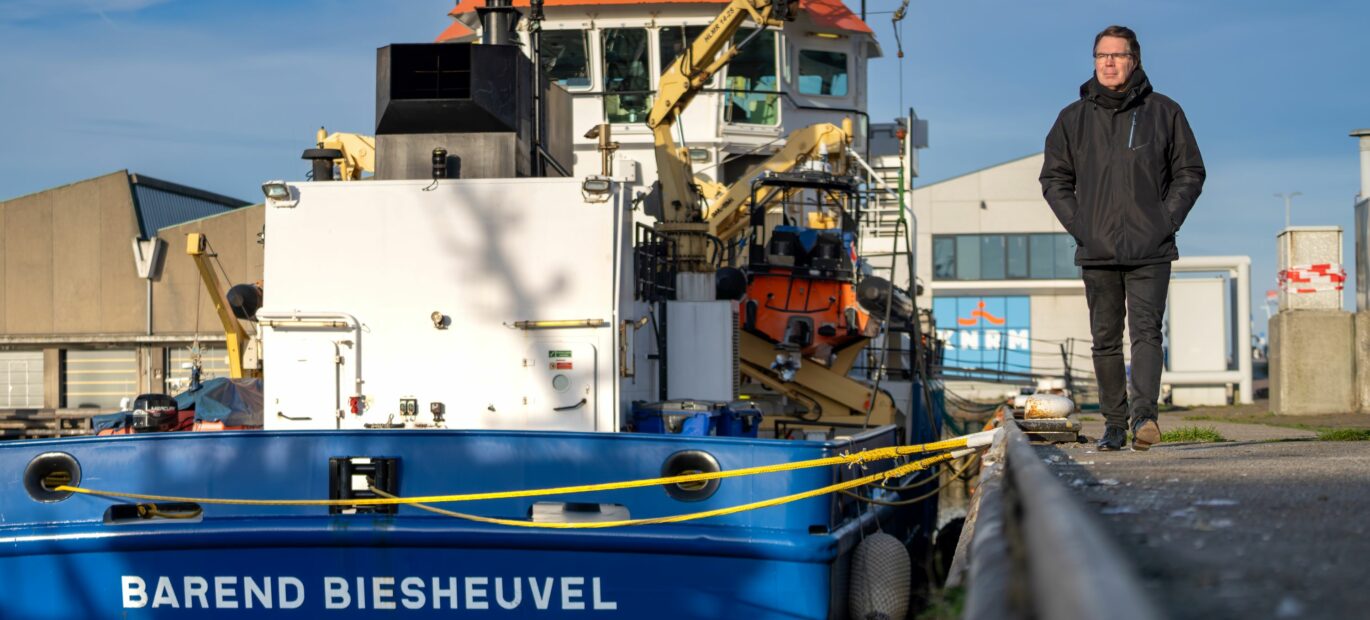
[439, 0, 880, 189]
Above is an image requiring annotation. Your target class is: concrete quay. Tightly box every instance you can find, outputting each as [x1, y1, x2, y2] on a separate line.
[1044, 408, 1370, 619]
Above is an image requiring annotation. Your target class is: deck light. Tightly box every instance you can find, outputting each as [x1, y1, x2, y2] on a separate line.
[261, 181, 290, 201]
[581, 175, 613, 202]
[261, 180, 298, 208]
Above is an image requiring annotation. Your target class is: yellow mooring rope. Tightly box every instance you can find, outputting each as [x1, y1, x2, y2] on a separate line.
[371, 449, 969, 529]
[53, 431, 993, 507]
[50, 430, 996, 527]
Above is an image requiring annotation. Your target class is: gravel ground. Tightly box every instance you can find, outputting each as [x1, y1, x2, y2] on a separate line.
[1039, 411, 1370, 620]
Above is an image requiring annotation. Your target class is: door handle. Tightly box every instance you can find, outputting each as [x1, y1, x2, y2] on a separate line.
[554, 398, 587, 412]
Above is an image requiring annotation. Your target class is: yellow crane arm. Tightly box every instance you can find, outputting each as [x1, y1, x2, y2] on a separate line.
[316, 127, 376, 180]
[705, 119, 853, 243]
[738, 332, 896, 425]
[647, 0, 796, 223]
[186, 233, 257, 379]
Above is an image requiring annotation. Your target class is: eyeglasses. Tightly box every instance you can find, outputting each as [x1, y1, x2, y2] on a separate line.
[1094, 52, 1134, 62]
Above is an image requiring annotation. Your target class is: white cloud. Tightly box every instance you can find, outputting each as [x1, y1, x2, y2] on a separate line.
[0, 0, 171, 23]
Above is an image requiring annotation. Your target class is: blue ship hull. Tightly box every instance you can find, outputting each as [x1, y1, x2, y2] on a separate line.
[0, 426, 935, 618]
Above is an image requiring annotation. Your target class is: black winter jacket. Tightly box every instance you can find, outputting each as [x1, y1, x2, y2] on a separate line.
[1040, 69, 1205, 266]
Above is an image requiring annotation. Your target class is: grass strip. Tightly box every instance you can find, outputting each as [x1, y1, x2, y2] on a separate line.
[1159, 425, 1227, 443]
[1316, 428, 1370, 441]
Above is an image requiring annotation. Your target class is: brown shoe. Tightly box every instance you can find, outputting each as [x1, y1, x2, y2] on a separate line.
[1131, 418, 1161, 451]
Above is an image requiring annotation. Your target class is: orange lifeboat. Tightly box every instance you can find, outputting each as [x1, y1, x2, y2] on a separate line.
[735, 171, 877, 362]
[739, 225, 877, 362]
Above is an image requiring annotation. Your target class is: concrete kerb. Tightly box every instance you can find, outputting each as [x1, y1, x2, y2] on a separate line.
[956, 421, 1162, 620]
[950, 423, 1012, 619]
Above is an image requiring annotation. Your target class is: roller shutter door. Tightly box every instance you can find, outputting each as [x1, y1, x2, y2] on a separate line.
[0, 351, 44, 409]
[167, 346, 230, 393]
[65, 349, 137, 410]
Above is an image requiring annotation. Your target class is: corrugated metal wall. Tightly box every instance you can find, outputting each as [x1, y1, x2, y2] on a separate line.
[133, 184, 239, 237]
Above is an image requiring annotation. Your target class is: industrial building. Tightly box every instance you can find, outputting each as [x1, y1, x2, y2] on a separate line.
[909, 154, 1090, 387]
[0, 171, 262, 434]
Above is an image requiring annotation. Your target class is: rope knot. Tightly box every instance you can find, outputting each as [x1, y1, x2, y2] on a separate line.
[843, 450, 869, 471]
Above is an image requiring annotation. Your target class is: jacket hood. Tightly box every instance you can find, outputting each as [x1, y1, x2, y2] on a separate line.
[1079, 68, 1152, 110]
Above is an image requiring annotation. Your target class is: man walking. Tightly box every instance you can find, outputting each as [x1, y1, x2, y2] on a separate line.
[1040, 25, 1205, 451]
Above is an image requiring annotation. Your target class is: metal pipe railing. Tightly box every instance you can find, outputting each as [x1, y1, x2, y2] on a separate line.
[957, 420, 1162, 620]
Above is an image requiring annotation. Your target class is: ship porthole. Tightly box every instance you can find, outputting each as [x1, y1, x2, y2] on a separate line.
[661, 450, 720, 502]
[25, 452, 81, 503]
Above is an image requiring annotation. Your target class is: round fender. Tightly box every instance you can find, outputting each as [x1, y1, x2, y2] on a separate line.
[849, 532, 911, 620]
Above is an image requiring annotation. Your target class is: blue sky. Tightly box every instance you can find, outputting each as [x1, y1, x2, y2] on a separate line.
[1, 0, 1367, 334]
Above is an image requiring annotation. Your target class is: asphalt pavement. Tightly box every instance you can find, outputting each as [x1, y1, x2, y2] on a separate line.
[1038, 411, 1370, 620]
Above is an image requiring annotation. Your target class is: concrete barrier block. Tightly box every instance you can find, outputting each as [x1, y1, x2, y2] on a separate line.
[1357, 312, 1370, 414]
[1270, 310, 1356, 416]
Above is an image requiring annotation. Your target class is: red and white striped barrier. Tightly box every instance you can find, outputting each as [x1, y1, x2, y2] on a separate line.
[1277, 263, 1345, 294]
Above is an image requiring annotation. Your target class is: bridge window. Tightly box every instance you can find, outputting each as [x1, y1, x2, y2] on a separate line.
[933, 234, 1081, 281]
[724, 28, 779, 126]
[540, 30, 591, 89]
[658, 25, 707, 76]
[603, 28, 652, 123]
[797, 50, 848, 96]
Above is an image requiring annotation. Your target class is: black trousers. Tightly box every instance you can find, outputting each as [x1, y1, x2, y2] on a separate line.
[1082, 262, 1171, 430]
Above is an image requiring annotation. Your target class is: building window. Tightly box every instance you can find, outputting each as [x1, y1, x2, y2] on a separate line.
[933, 233, 1081, 281]
[1054, 233, 1077, 278]
[724, 28, 779, 126]
[979, 235, 1005, 280]
[954, 235, 980, 281]
[602, 28, 652, 123]
[932, 237, 956, 279]
[540, 30, 591, 89]
[1006, 234, 1029, 279]
[797, 50, 848, 96]
[1028, 234, 1055, 279]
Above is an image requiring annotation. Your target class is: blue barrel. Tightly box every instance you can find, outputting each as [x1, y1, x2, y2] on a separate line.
[631, 401, 721, 436]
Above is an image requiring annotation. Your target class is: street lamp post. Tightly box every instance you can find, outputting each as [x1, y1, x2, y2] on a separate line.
[1274, 191, 1301, 229]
